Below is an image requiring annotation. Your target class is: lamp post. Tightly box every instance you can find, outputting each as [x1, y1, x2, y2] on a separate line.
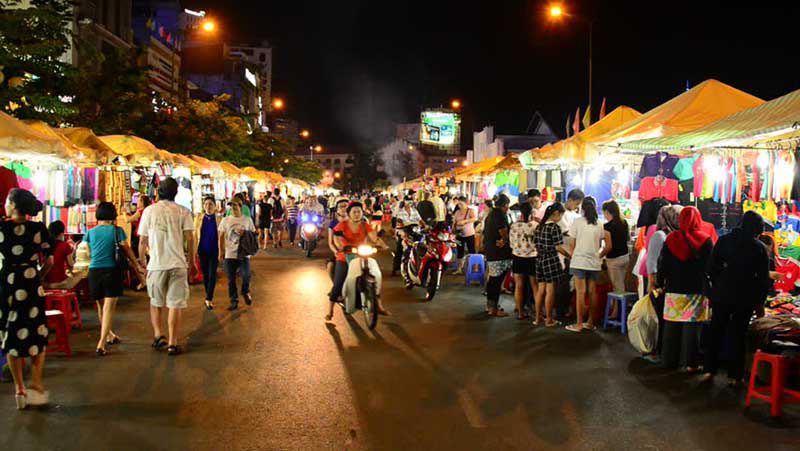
[310, 145, 322, 161]
[548, 4, 593, 116]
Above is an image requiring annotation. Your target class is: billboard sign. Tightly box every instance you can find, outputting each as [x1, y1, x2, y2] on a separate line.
[420, 111, 460, 147]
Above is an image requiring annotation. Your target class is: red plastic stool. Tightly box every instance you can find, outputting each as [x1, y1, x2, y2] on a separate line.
[45, 290, 82, 330]
[45, 310, 72, 356]
[745, 350, 800, 417]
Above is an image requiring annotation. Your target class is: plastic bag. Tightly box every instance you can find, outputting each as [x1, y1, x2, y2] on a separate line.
[627, 294, 658, 354]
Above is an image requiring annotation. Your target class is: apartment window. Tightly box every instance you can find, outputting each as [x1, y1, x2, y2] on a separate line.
[259, 53, 266, 62]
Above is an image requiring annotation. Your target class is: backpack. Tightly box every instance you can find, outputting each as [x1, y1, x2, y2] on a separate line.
[237, 229, 259, 258]
[272, 199, 284, 220]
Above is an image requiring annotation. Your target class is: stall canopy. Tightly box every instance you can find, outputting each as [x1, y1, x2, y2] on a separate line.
[0, 111, 71, 160]
[23, 120, 100, 162]
[615, 87, 800, 151]
[99, 135, 161, 165]
[519, 106, 642, 166]
[57, 127, 116, 164]
[596, 79, 764, 148]
[456, 154, 521, 181]
[189, 155, 222, 172]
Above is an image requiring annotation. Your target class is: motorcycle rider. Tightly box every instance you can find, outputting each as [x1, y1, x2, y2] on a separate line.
[326, 197, 350, 282]
[392, 199, 422, 276]
[327, 201, 389, 321]
[299, 196, 327, 249]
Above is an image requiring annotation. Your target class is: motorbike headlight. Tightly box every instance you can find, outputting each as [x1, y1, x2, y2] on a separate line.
[357, 245, 377, 257]
[443, 247, 453, 262]
[437, 232, 449, 241]
[303, 224, 317, 234]
[301, 213, 308, 222]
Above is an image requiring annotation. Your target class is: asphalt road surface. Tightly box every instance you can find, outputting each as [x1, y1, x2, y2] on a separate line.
[1, 245, 799, 451]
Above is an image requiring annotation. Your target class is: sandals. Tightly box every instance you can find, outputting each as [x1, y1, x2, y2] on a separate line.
[95, 348, 108, 357]
[151, 336, 167, 350]
[167, 345, 183, 356]
[565, 324, 583, 333]
[205, 300, 214, 310]
[582, 323, 597, 331]
[106, 336, 121, 345]
[545, 320, 562, 328]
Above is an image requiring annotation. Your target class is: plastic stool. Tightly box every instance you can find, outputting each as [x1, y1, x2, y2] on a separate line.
[465, 254, 486, 286]
[45, 290, 82, 330]
[745, 350, 800, 417]
[45, 310, 71, 356]
[602, 292, 638, 334]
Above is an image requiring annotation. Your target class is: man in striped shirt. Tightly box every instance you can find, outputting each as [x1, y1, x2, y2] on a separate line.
[286, 196, 299, 245]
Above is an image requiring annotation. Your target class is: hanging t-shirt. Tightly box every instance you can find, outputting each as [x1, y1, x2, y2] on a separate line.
[638, 177, 679, 202]
[639, 152, 680, 180]
[673, 156, 698, 181]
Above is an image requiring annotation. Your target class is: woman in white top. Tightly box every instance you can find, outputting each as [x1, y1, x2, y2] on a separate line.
[566, 197, 610, 332]
[510, 203, 538, 320]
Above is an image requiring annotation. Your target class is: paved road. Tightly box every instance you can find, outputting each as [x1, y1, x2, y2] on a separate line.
[1, 246, 799, 450]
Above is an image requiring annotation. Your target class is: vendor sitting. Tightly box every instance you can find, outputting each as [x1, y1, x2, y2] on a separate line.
[42, 220, 85, 290]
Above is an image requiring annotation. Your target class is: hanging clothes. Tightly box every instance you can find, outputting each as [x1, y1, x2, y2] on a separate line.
[639, 152, 680, 180]
[639, 176, 679, 202]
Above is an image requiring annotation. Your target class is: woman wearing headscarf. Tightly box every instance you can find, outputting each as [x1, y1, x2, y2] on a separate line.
[656, 206, 713, 372]
[704, 211, 771, 386]
[645, 205, 682, 357]
[636, 198, 671, 287]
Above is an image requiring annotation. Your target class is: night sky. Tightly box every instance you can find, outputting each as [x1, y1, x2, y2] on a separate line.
[186, 0, 800, 151]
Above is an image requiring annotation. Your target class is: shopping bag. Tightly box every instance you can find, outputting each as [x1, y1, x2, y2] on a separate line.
[627, 294, 658, 354]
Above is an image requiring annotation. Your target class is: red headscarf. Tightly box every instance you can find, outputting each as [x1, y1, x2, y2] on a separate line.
[665, 206, 711, 261]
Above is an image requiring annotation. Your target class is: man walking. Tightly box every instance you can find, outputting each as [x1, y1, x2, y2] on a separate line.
[138, 178, 196, 356]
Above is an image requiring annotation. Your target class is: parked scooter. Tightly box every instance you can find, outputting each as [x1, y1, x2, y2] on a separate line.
[299, 211, 324, 258]
[401, 224, 456, 301]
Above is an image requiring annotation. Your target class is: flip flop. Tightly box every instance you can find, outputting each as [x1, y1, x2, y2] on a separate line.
[151, 336, 167, 350]
[545, 320, 562, 328]
[565, 324, 583, 332]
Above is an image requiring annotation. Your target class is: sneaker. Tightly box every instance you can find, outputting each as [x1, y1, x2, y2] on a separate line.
[244, 293, 253, 305]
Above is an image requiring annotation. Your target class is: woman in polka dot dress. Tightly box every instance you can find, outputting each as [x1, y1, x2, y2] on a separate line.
[1, 189, 52, 410]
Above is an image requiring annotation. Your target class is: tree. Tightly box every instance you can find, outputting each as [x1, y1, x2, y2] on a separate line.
[250, 130, 322, 184]
[0, 0, 76, 123]
[70, 43, 152, 135]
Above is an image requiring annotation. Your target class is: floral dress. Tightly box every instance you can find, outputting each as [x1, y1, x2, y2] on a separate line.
[534, 222, 564, 283]
[0, 220, 51, 358]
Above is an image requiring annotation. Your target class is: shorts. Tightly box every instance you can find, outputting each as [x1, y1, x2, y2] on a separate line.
[89, 268, 124, 300]
[512, 256, 536, 276]
[259, 221, 270, 230]
[569, 267, 600, 281]
[147, 268, 189, 309]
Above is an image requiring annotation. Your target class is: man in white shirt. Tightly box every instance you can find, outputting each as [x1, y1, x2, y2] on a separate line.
[431, 192, 447, 227]
[392, 200, 422, 275]
[558, 189, 585, 237]
[138, 178, 196, 355]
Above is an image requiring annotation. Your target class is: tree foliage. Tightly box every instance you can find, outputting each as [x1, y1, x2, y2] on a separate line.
[0, 0, 76, 123]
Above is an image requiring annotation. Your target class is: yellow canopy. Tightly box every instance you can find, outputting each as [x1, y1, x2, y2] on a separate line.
[287, 177, 310, 189]
[99, 135, 161, 165]
[263, 171, 284, 184]
[57, 127, 116, 164]
[596, 79, 764, 148]
[455, 155, 519, 181]
[189, 155, 222, 172]
[0, 111, 72, 161]
[619, 86, 800, 151]
[519, 106, 642, 166]
[219, 161, 243, 176]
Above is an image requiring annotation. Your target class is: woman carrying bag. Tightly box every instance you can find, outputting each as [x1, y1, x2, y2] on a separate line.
[84, 202, 147, 356]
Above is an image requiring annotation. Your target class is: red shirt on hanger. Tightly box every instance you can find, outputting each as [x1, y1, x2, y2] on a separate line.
[639, 176, 679, 202]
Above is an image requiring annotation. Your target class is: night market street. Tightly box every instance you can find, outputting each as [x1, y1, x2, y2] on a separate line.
[1, 246, 797, 451]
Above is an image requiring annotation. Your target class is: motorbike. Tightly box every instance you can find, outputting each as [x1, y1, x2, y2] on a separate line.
[401, 224, 456, 301]
[336, 245, 382, 329]
[299, 211, 324, 258]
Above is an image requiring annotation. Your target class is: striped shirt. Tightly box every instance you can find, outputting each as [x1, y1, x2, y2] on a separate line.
[286, 205, 299, 222]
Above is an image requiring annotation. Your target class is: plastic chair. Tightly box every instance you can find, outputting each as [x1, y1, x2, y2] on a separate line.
[602, 292, 638, 335]
[45, 310, 71, 356]
[745, 350, 800, 417]
[465, 254, 486, 286]
[45, 290, 82, 330]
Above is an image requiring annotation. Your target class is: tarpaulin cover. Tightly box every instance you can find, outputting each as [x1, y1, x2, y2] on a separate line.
[519, 106, 642, 166]
[617, 86, 800, 151]
[99, 135, 161, 165]
[0, 111, 71, 161]
[597, 79, 764, 148]
[57, 127, 116, 164]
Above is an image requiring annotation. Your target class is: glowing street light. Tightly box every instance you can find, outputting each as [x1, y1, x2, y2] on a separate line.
[462, 160, 469, 167]
[549, 4, 563, 18]
[408, 145, 415, 150]
[300, 129, 310, 138]
[272, 98, 285, 110]
[314, 145, 323, 152]
[334, 172, 341, 179]
[451, 99, 461, 109]
[201, 19, 216, 32]
[283, 158, 290, 164]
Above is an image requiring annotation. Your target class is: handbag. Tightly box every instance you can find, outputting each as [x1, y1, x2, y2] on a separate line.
[113, 226, 129, 271]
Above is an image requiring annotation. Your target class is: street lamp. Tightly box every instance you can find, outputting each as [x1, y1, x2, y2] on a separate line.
[272, 98, 285, 111]
[201, 19, 216, 33]
[283, 158, 289, 164]
[334, 172, 341, 179]
[309, 144, 322, 161]
[300, 129, 310, 139]
[547, 3, 593, 119]
[451, 99, 461, 110]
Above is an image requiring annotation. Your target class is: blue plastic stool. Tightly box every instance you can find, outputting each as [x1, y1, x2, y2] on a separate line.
[465, 254, 486, 286]
[603, 292, 638, 334]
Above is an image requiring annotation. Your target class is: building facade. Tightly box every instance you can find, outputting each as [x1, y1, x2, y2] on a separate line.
[131, 0, 182, 95]
[73, 0, 134, 64]
[226, 42, 273, 128]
